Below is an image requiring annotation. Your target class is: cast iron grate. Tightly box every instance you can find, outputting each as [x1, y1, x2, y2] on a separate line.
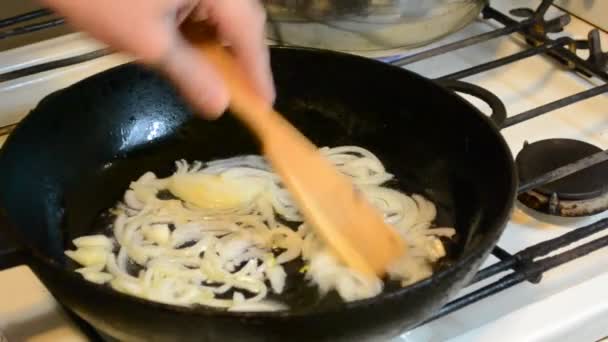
[1, 0, 608, 338]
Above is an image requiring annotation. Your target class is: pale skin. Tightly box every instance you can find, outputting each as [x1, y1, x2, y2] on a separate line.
[41, 0, 275, 119]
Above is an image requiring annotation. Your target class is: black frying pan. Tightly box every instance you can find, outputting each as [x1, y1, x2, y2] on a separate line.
[0, 47, 516, 341]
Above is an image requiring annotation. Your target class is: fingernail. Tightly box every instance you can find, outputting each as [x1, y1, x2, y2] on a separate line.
[267, 78, 277, 104]
[198, 81, 230, 120]
[259, 64, 276, 106]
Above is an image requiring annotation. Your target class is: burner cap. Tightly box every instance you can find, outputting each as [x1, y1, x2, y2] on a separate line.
[516, 139, 608, 200]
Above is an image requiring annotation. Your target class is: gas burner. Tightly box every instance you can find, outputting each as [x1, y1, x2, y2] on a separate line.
[516, 139, 608, 217]
[586, 29, 608, 71]
[510, 0, 570, 45]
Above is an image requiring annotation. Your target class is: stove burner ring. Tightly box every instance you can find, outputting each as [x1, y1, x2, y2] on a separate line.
[518, 190, 608, 217]
[516, 138, 608, 217]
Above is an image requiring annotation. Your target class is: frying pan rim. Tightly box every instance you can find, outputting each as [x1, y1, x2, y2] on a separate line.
[2, 46, 517, 319]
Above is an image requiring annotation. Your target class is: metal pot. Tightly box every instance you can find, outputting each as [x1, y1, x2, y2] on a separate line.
[264, 0, 487, 55]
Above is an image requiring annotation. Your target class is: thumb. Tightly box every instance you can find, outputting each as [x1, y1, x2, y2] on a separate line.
[158, 36, 230, 119]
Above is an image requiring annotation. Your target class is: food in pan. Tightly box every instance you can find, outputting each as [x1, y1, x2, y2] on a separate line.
[65, 146, 455, 311]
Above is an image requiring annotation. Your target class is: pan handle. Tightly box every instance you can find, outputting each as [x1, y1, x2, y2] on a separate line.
[0, 212, 27, 271]
[435, 79, 507, 127]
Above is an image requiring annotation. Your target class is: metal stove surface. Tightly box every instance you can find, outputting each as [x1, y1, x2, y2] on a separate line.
[1, 1, 608, 341]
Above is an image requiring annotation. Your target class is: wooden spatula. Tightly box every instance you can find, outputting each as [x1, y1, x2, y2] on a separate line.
[181, 23, 405, 277]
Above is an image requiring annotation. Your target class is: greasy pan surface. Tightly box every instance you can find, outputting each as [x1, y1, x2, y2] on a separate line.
[0, 47, 516, 341]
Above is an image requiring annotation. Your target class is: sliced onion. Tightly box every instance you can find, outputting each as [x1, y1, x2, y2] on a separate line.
[65, 145, 455, 311]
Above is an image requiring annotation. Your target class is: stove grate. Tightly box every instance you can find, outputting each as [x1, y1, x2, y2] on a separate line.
[423, 217, 608, 325]
[0, 9, 64, 41]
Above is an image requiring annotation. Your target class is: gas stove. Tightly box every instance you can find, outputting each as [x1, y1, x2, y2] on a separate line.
[1, 1, 608, 341]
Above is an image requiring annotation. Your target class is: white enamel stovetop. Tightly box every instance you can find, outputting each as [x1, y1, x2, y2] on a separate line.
[1, 1, 608, 341]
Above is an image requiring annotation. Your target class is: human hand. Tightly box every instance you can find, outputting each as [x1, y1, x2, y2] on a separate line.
[41, 0, 275, 119]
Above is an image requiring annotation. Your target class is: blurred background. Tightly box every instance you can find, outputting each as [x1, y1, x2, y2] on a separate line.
[0, 0, 72, 51]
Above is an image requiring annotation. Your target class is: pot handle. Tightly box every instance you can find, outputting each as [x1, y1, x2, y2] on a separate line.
[0, 212, 27, 270]
[435, 79, 507, 127]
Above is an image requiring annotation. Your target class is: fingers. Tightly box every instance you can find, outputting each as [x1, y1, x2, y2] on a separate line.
[159, 37, 230, 119]
[41, 0, 170, 63]
[136, 1, 231, 118]
[176, 0, 201, 24]
[199, 0, 276, 105]
[40, 0, 271, 119]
